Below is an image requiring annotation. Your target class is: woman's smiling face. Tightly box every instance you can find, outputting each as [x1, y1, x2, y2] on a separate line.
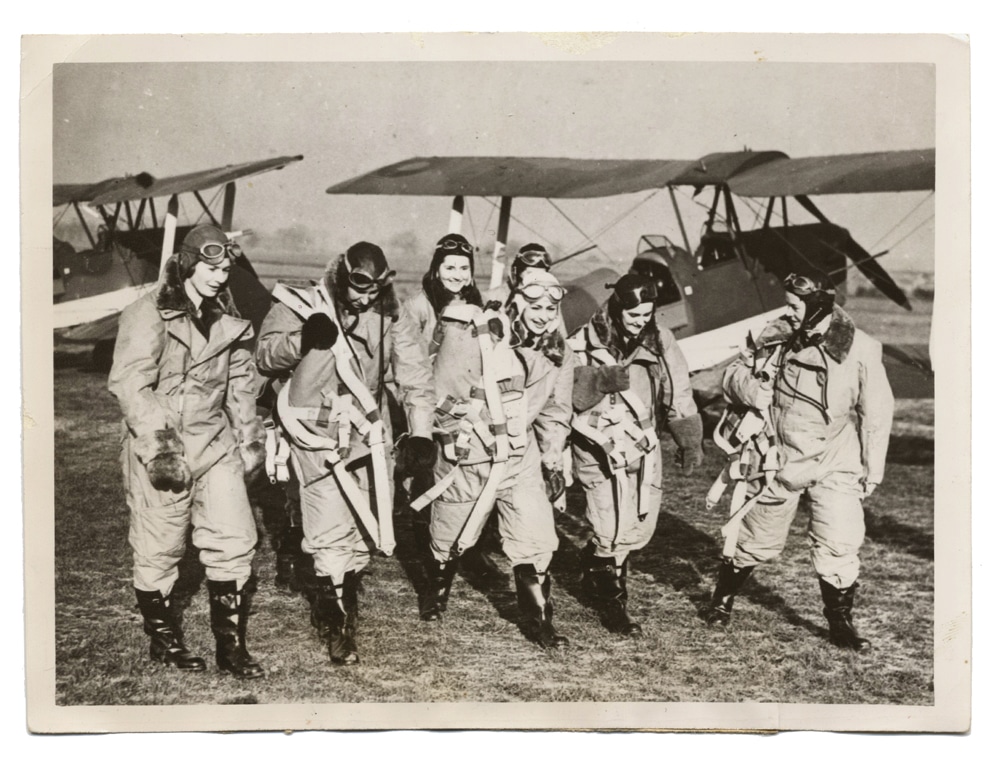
[437, 255, 472, 293]
[521, 298, 558, 335]
[620, 302, 654, 336]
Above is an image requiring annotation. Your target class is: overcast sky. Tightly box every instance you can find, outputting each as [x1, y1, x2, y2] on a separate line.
[52, 58, 936, 275]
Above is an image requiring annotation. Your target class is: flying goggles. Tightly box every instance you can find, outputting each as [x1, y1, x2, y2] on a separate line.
[436, 238, 474, 256]
[514, 247, 553, 270]
[347, 267, 396, 293]
[517, 282, 565, 302]
[182, 240, 241, 265]
[783, 273, 831, 296]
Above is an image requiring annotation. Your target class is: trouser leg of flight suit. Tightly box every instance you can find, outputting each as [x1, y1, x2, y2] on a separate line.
[497, 436, 559, 573]
[297, 458, 372, 584]
[127, 445, 258, 594]
[731, 479, 802, 570]
[805, 473, 866, 589]
[428, 460, 494, 563]
[190, 451, 258, 588]
[494, 446, 559, 572]
[125, 438, 193, 596]
[582, 456, 663, 565]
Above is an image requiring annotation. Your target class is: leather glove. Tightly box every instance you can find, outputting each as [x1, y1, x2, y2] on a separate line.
[239, 417, 268, 480]
[300, 313, 339, 353]
[137, 429, 192, 494]
[595, 365, 630, 394]
[397, 435, 437, 478]
[668, 415, 705, 477]
[542, 465, 566, 504]
[484, 300, 503, 312]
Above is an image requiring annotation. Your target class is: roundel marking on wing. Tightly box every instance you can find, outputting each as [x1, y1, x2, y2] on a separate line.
[381, 159, 435, 177]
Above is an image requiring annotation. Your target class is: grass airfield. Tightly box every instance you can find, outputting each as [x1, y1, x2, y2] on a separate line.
[51, 298, 934, 707]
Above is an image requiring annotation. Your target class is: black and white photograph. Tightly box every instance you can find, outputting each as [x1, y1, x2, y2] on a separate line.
[21, 31, 971, 736]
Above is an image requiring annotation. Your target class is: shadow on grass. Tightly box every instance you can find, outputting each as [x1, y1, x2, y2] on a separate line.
[552, 484, 829, 641]
[171, 534, 206, 617]
[54, 345, 110, 374]
[392, 502, 553, 645]
[886, 434, 934, 466]
[864, 507, 934, 561]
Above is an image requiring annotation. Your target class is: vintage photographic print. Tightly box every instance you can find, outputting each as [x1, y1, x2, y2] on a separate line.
[22, 33, 970, 734]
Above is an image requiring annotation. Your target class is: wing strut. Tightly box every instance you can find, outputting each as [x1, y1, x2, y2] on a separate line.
[194, 190, 220, 228]
[794, 195, 831, 225]
[490, 196, 512, 290]
[135, 198, 148, 231]
[222, 181, 236, 232]
[72, 202, 98, 249]
[449, 195, 465, 234]
[668, 186, 693, 256]
[159, 195, 179, 276]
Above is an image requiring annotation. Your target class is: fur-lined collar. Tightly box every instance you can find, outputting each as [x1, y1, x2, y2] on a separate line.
[757, 304, 856, 364]
[590, 303, 665, 360]
[510, 318, 567, 367]
[155, 253, 240, 320]
[325, 256, 400, 321]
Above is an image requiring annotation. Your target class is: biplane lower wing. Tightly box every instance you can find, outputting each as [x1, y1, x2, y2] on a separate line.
[57, 311, 122, 343]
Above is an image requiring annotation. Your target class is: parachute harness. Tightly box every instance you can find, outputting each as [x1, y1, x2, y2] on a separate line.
[706, 339, 783, 558]
[411, 306, 527, 557]
[271, 283, 395, 556]
[570, 324, 660, 547]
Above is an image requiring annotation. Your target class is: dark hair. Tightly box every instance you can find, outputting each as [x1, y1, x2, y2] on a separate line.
[422, 234, 482, 314]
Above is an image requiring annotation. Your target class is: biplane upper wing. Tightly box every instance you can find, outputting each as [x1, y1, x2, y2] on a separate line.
[326, 156, 695, 198]
[725, 149, 935, 197]
[326, 150, 935, 199]
[54, 173, 155, 207]
[65, 155, 305, 206]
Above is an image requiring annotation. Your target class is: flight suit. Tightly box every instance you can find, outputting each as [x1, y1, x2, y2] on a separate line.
[722, 305, 894, 587]
[109, 265, 260, 595]
[255, 282, 435, 582]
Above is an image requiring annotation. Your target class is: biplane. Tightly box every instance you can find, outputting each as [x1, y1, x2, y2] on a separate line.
[326, 149, 934, 399]
[53, 155, 304, 367]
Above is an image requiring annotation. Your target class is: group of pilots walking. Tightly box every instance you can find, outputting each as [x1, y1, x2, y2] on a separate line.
[108, 223, 893, 678]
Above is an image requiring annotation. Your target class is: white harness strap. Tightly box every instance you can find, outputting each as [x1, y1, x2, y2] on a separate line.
[263, 417, 292, 484]
[271, 283, 395, 556]
[410, 309, 517, 557]
[451, 311, 513, 555]
[572, 325, 660, 544]
[708, 347, 782, 559]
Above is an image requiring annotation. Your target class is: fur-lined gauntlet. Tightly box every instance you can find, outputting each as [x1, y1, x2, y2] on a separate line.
[396, 435, 437, 479]
[239, 417, 268, 479]
[572, 365, 630, 412]
[667, 415, 705, 477]
[134, 429, 192, 494]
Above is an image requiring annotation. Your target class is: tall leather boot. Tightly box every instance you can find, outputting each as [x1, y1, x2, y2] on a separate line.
[580, 545, 642, 637]
[206, 579, 265, 679]
[513, 564, 569, 649]
[419, 557, 458, 622]
[820, 579, 872, 653]
[134, 588, 206, 671]
[313, 575, 360, 665]
[705, 561, 754, 626]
